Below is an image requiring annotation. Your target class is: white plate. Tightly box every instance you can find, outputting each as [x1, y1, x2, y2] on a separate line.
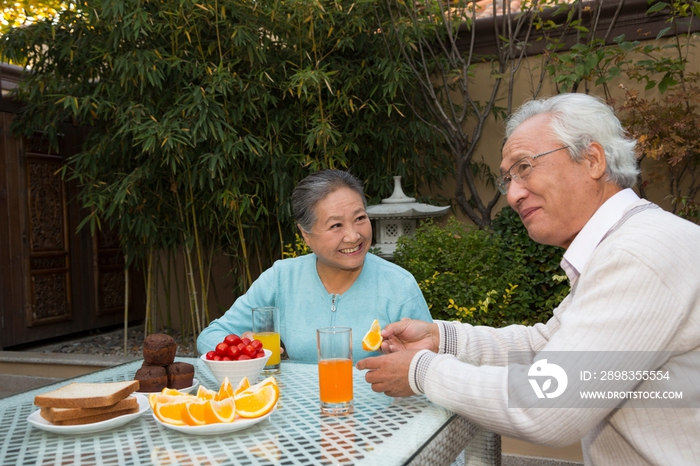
[152, 403, 276, 435]
[27, 393, 149, 435]
[135, 378, 200, 395]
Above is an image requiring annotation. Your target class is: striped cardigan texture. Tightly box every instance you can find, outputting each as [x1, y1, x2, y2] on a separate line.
[411, 204, 700, 465]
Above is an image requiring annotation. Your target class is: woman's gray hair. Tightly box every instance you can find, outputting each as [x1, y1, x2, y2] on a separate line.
[505, 93, 639, 189]
[292, 170, 366, 233]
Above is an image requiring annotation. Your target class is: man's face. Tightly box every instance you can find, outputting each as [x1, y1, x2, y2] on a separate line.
[500, 114, 600, 249]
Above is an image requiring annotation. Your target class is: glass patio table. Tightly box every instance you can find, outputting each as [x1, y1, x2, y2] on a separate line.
[0, 357, 500, 465]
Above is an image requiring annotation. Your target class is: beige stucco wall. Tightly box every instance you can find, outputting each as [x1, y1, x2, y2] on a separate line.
[420, 34, 700, 224]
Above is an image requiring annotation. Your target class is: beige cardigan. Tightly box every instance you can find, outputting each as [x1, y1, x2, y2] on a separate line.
[411, 204, 700, 465]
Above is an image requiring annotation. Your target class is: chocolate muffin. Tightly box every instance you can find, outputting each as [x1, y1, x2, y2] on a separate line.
[134, 364, 167, 392]
[142, 333, 177, 366]
[166, 362, 195, 389]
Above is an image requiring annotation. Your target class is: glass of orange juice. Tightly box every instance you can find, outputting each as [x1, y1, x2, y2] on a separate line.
[316, 326, 353, 415]
[252, 306, 281, 374]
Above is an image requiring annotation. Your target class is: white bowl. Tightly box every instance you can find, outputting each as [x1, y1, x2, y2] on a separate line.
[199, 349, 272, 386]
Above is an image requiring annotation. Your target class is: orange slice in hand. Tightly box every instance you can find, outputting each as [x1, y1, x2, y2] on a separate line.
[235, 384, 278, 418]
[362, 319, 383, 351]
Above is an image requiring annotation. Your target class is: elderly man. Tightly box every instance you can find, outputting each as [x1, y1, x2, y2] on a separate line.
[357, 93, 700, 465]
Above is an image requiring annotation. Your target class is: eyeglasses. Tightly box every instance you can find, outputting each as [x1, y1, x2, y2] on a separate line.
[495, 146, 570, 195]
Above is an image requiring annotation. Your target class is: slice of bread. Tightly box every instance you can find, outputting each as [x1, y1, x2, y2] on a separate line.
[34, 380, 140, 409]
[39, 396, 139, 422]
[51, 407, 139, 426]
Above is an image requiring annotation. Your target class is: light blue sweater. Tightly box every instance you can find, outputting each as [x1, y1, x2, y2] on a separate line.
[197, 253, 432, 362]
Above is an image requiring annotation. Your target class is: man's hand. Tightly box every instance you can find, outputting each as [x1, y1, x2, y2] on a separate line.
[356, 350, 420, 397]
[380, 318, 440, 354]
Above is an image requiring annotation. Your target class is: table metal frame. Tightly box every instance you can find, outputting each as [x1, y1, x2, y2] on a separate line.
[0, 358, 500, 465]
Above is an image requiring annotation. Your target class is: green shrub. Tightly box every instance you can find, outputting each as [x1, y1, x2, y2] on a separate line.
[491, 207, 570, 318]
[395, 210, 569, 327]
[282, 234, 312, 259]
[394, 217, 522, 326]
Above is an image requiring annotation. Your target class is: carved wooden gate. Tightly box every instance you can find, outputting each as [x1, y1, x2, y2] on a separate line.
[0, 111, 144, 349]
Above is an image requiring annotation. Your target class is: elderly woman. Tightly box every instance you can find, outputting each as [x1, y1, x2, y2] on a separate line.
[197, 170, 432, 362]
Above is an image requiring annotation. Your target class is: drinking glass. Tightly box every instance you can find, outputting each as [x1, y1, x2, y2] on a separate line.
[316, 326, 353, 414]
[252, 306, 281, 374]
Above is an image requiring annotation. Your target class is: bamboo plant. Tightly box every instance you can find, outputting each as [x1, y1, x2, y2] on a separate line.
[0, 0, 451, 351]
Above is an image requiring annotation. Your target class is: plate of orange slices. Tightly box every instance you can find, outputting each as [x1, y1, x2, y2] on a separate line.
[152, 403, 276, 434]
[150, 376, 279, 435]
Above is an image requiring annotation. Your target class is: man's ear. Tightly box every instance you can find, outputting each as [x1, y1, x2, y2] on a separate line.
[585, 142, 607, 180]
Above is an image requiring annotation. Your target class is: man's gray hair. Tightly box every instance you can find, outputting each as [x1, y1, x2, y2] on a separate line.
[292, 170, 366, 233]
[505, 93, 639, 189]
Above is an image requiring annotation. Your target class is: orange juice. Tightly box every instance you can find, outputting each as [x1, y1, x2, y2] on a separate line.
[318, 358, 353, 403]
[254, 331, 281, 366]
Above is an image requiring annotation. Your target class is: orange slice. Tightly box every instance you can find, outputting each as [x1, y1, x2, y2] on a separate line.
[216, 376, 234, 401]
[196, 385, 217, 401]
[257, 376, 280, 397]
[235, 384, 278, 418]
[161, 387, 189, 397]
[148, 393, 160, 410]
[153, 398, 191, 426]
[204, 397, 236, 423]
[362, 319, 383, 351]
[149, 393, 189, 410]
[233, 376, 250, 396]
[182, 399, 208, 426]
[252, 376, 278, 390]
[236, 376, 279, 399]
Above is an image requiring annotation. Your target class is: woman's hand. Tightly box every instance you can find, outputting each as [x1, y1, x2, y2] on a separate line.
[380, 318, 440, 354]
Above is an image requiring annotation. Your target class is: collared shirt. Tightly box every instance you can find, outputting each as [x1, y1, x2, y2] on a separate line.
[560, 188, 641, 286]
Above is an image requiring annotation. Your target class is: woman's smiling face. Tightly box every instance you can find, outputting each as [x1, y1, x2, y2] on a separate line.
[300, 187, 371, 273]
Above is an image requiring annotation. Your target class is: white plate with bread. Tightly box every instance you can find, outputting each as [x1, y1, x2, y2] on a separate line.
[28, 380, 149, 434]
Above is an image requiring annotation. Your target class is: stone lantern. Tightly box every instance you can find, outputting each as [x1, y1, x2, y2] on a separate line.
[366, 176, 450, 260]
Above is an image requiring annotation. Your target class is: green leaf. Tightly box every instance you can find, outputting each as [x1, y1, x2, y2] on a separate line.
[646, 2, 670, 14]
[655, 27, 671, 40]
[657, 76, 677, 93]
